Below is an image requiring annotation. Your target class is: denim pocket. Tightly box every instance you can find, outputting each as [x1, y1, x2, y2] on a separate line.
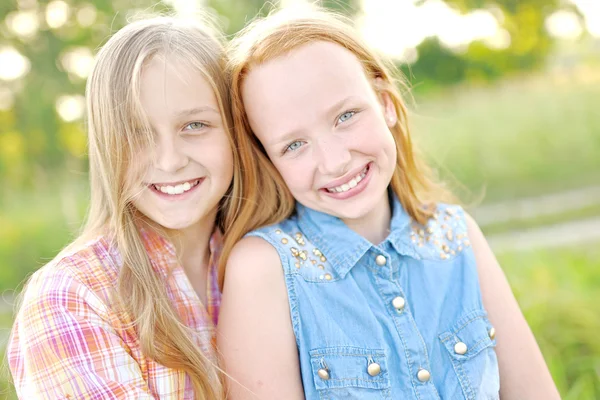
[309, 346, 391, 400]
[439, 309, 500, 400]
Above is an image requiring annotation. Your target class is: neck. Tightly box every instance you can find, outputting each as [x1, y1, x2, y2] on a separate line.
[165, 212, 217, 281]
[342, 193, 392, 245]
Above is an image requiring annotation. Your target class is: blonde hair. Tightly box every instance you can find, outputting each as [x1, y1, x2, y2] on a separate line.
[220, 5, 453, 287]
[78, 16, 240, 398]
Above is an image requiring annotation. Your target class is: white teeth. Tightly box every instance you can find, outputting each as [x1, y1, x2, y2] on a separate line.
[326, 166, 369, 193]
[154, 179, 199, 195]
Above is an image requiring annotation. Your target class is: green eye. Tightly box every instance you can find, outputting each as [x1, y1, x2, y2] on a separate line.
[184, 122, 206, 130]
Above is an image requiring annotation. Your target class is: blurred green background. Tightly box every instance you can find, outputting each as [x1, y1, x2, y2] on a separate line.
[1, 0, 599, 398]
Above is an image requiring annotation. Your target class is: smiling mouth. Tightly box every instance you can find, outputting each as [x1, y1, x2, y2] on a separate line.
[149, 178, 202, 195]
[325, 164, 369, 193]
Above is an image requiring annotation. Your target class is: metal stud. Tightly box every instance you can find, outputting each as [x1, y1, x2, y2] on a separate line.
[417, 368, 431, 382]
[317, 368, 330, 380]
[367, 362, 381, 377]
[454, 342, 468, 355]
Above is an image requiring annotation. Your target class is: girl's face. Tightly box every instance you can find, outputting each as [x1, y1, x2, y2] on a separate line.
[242, 41, 398, 223]
[130, 57, 233, 232]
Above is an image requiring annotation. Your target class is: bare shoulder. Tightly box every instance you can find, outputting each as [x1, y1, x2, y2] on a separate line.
[219, 236, 303, 399]
[463, 211, 495, 263]
[224, 235, 286, 289]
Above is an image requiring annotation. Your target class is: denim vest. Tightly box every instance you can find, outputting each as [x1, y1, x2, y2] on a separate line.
[247, 196, 500, 399]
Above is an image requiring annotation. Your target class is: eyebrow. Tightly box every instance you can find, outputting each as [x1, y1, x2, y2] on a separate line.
[269, 96, 360, 146]
[175, 106, 219, 119]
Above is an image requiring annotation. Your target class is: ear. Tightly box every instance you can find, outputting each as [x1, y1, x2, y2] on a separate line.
[374, 78, 397, 128]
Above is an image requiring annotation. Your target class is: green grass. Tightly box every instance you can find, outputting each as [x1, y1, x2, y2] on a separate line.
[0, 177, 88, 292]
[411, 76, 600, 203]
[497, 246, 600, 399]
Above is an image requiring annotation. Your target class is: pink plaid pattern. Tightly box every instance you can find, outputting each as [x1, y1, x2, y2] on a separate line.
[8, 228, 222, 399]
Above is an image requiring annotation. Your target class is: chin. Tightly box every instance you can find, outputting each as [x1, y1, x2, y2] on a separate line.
[153, 214, 197, 231]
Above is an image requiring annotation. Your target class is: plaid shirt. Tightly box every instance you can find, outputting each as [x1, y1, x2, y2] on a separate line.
[8, 228, 222, 399]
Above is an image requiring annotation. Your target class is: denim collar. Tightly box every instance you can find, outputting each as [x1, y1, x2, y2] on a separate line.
[295, 190, 418, 278]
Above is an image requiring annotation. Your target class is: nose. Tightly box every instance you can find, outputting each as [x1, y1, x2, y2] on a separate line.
[314, 135, 351, 177]
[154, 134, 189, 173]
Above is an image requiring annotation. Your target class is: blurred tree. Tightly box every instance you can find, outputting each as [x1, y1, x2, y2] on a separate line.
[404, 0, 567, 91]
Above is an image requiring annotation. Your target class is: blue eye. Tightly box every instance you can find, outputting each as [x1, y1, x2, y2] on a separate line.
[286, 141, 303, 152]
[184, 122, 206, 131]
[338, 111, 356, 124]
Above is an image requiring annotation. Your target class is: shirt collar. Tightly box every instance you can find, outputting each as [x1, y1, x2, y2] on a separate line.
[295, 190, 415, 278]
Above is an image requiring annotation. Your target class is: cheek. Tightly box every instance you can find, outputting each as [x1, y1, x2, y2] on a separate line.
[355, 118, 396, 157]
[273, 158, 313, 193]
[209, 138, 234, 184]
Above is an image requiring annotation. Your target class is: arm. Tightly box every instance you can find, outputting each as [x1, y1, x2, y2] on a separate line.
[217, 236, 304, 400]
[465, 214, 560, 399]
[8, 270, 155, 399]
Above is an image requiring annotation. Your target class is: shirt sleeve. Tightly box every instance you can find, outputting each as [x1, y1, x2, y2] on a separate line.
[7, 266, 156, 400]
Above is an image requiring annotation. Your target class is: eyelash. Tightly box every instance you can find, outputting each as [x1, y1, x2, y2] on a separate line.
[337, 110, 358, 125]
[183, 121, 207, 132]
[283, 140, 304, 154]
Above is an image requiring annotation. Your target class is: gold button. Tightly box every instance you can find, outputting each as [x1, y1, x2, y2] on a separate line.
[392, 296, 405, 311]
[454, 342, 468, 355]
[375, 255, 387, 266]
[317, 368, 330, 380]
[489, 327, 496, 340]
[324, 273, 332, 280]
[417, 368, 431, 382]
[367, 362, 381, 376]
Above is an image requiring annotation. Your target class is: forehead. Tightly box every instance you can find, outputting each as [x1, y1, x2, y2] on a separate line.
[139, 56, 219, 119]
[242, 41, 372, 132]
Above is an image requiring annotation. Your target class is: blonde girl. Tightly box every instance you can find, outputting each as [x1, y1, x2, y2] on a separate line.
[8, 16, 241, 399]
[218, 6, 559, 400]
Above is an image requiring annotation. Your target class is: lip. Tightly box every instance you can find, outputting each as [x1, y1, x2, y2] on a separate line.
[320, 162, 372, 200]
[147, 177, 203, 187]
[322, 162, 371, 190]
[147, 177, 205, 201]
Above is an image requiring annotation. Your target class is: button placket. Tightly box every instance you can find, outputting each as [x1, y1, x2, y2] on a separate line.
[373, 250, 437, 397]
